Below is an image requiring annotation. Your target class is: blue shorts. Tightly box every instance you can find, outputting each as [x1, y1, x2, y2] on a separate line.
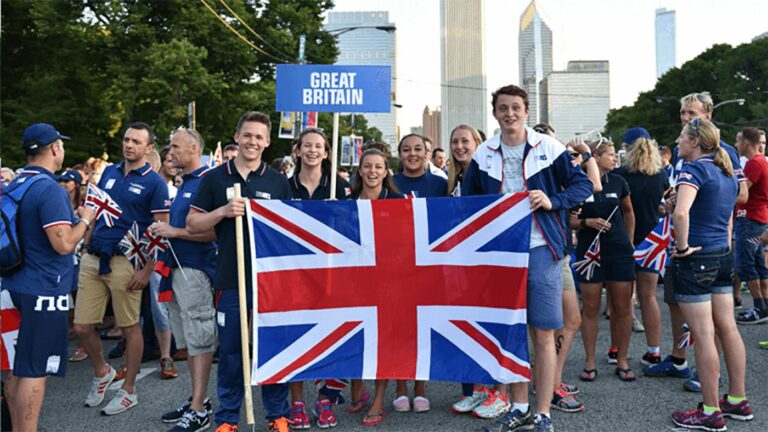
[527, 246, 563, 330]
[10, 291, 69, 378]
[670, 250, 733, 303]
[734, 218, 768, 281]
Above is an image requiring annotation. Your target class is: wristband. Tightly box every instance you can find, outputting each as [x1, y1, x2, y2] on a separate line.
[78, 218, 91, 228]
[581, 151, 592, 162]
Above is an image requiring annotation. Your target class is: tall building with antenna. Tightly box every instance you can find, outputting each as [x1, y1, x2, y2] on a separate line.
[519, 0, 553, 127]
[440, 0, 487, 145]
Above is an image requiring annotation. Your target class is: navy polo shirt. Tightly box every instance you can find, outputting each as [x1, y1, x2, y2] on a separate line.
[351, 187, 405, 199]
[191, 159, 291, 292]
[90, 162, 170, 257]
[288, 173, 353, 200]
[676, 157, 738, 252]
[393, 171, 448, 198]
[168, 165, 217, 275]
[3, 166, 75, 296]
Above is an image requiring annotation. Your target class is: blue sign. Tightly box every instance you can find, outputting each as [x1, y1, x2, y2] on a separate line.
[276, 64, 392, 113]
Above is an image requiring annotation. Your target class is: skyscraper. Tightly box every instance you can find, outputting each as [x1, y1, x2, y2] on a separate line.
[519, 0, 553, 127]
[540, 61, 610, 141]
[440, 0, 487, 145]
[422, 106, 441, 147]
[655, 8, 676, 78]
[325, 11, 397, 150]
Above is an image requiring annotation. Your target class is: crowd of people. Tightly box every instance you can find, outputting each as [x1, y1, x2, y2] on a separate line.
[1, 85, 766, 432]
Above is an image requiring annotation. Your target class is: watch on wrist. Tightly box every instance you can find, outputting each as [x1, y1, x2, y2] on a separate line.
[581, 151, 592, 162]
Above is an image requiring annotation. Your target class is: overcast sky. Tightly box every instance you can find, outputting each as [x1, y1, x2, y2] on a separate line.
[330, 0, 768, 134]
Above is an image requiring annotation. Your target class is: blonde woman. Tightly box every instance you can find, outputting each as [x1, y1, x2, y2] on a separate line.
[447, 125, 482, 196]
[614, 128, 670, 370]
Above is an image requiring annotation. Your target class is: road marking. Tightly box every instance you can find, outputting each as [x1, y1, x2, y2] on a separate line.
[108, 367, 157, 391]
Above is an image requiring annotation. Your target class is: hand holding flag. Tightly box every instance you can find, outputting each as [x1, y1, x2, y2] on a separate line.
[118, 221, 147, 270]
[142, 227, 169, 261]
[85, 183, 122, 227]
[571, 205, 619, 280]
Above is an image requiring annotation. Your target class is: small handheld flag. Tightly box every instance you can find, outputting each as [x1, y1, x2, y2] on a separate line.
[118, 221, 147, 270]
[85, 183, 122, 227]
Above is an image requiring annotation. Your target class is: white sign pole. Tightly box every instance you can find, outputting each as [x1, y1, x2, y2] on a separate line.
[330, 112, 340, 200]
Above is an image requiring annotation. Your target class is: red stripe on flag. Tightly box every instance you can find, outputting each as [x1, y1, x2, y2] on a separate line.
[450, 320, 531, 380]
[262, 321, 362, 384]
[431, 193, 528, 252]
[249, 201, 343, 254]
[157, 290, 173, 303]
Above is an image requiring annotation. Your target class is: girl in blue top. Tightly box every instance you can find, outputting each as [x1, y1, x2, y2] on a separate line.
[670, 118, 752, 430]
[393, 134, 447, 199]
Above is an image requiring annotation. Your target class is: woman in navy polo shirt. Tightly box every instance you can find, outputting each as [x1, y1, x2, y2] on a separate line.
[349, 148, 402, 427]
[287, 128, 352, 429]
[351, 149, 403, 200]
[393, 134, 447, 199]
[446, 125, 481, 196]
[614, 128, 670, 368]
[573, 140, 637, 382]
[669, 118, 752, 430]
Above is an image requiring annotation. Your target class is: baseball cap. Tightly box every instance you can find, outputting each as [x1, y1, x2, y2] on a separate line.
[623, 127, 651, 146]
[58, 170, 83, 185]
[22, 123, 70, 151]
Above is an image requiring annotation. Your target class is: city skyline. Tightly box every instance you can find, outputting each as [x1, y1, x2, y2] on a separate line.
[330, 0, 767, 135]
[519, 0, 553, 127]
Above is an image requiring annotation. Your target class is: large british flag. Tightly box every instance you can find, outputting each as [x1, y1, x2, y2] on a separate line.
[246, 194, 533, 385]
[633, 215, 674, 274]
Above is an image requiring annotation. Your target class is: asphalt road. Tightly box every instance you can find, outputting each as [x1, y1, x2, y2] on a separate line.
[39, 287, 767, 432]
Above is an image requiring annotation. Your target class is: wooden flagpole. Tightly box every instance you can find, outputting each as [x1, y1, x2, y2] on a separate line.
[233, 184, 255, 425]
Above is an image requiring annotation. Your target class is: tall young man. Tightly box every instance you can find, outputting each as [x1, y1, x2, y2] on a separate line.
[3, 124, 95, 431]
[644, 92, 747, 393]
[73, 122, 170, 415]
[153, 128, 218, 431]
[462, 85, 592, 432]
[187, 111, 292, 432]
[734, 127, 768, 324]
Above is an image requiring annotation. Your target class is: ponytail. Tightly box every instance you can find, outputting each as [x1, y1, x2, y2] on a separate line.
[712, 146, 733, 177]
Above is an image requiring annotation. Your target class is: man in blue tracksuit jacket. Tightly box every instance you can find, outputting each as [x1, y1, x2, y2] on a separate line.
[462, 84, 592, 431]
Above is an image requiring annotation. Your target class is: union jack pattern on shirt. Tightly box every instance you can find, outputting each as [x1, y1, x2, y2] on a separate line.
[246, 194, 533, 385]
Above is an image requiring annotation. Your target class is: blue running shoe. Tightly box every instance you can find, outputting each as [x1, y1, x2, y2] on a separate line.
[642, 355, 691, 378]
[684, 371, 723, 393]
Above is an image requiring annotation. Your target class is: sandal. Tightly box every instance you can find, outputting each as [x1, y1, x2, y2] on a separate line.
[615, 367, 637, 382]
[361, 411, 385, 426]
[579, 368, 597, 382]
[345, 390, 371, 414]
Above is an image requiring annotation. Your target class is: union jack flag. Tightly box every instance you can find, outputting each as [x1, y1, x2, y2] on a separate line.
[572, 237, 601, 281]
[118, 221, 147, 270]
[634, 215, 674, 274]
[142, 228, 169, 261]
[246, 194, 533, 385]
[1, 290, 20, 371]
[85, 183, 122, 227]
[676, 323, 694, 348]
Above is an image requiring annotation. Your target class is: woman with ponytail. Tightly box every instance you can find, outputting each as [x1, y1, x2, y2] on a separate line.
[669, 118, 752, 431]
[614, 128, 670, 369]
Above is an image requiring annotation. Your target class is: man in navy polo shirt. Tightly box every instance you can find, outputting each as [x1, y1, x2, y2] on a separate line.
[3, 123, 95, 431]
[187, 111, 292, 432]
[73, 122, 170, 416]
[151, 127, 218, 432]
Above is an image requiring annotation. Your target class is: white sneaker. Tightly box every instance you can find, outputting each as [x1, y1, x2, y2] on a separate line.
[84, 365, 116, 407]
[101, 389, 138, 415]
[451, 388, 487, 413]
[471, 390, 510, 419]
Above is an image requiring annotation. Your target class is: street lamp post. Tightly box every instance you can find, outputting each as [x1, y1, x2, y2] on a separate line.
[713, 98, 746, 110]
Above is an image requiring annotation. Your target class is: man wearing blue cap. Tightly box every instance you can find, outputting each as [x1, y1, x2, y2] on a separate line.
[3, 123, 95, 431]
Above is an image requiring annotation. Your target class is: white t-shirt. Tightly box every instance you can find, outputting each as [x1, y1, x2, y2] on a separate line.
[501, 143, 546, 249]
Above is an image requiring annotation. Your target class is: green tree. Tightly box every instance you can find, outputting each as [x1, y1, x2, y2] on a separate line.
[1, 0, 338, 168]
[604, 39, 768, 148]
